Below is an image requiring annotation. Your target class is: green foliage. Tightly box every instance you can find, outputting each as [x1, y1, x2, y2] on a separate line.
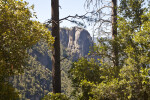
[0, 0, 54, 78]
[69, 1, 150, 99]
[0, 0, 54, 99]
[10, 41, 74, 100]
[10, 55, 52, 100]
[119, 0, 147, 28]
[42, 93, 69, 100]
[61, 58, 73, 97]
[0, 82, 19, 100]
[68, 58, 103, 99]
[69, 58, 103, 85]
[92, 10, 150, 100]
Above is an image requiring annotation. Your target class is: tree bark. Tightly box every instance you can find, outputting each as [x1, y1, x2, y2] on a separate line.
[112, 0, 119, 74]
[51, 0, 61, 93]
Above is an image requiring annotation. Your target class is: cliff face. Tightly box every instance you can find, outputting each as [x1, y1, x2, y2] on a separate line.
[33, 27, 93, 69]
[12, 27, 94, 100]
[60, 27, 93, 60]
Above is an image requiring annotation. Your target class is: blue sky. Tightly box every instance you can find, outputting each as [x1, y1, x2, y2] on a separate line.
[25, 0, 149, 37]
[25, 0, 87, 28]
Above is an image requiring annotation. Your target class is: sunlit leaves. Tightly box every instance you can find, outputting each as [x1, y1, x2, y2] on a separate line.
[0, 0, 54, 99]
[0, 0, 54, 77]
[69, 6, 150, 100]
[42, 93, 69, 100]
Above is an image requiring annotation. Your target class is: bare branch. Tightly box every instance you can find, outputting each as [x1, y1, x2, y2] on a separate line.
[46, 13, 89, 24]
[95, 5, 112, 13]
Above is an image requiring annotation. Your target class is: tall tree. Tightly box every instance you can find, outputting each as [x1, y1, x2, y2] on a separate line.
[69, 1, 150, 99]
[112, 0, 119, 76]
[51, 0, 61, 93]
[85, 0, 119, 76]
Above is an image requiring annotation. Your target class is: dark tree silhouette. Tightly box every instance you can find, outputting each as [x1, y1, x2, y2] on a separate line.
[51, 0, 61, 93]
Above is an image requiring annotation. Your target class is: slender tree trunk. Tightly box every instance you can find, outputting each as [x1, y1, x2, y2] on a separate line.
[112, 0, 119, 75]
[51, 0, 61, 93]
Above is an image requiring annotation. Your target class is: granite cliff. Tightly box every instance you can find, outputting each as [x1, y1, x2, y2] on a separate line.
[32, 26, 94, 70]
[60, 27, 93, 60]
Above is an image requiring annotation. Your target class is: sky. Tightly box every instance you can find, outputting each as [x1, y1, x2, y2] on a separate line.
[24, 0, 114, 37]
[24, 0, 149, 37]
[25, 0, 88, 28]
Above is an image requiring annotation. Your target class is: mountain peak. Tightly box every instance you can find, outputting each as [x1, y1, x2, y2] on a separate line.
[60, 27, 93, 60]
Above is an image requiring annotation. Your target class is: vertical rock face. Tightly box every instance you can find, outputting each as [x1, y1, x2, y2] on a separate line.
[60, 27, 93, 60]
[35, 26, 94, 67]
[59, 28, 70, 48]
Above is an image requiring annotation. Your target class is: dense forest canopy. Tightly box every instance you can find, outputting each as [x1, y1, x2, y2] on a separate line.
[0, 0, 54, 99]
[0, 0, 150, 100]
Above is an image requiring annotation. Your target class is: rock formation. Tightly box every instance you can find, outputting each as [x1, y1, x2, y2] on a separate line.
[60, 27, 93, 60]
[32, 26, 94, 69]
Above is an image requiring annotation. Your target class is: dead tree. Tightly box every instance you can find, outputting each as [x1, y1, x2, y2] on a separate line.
[85, 0, 119, 76]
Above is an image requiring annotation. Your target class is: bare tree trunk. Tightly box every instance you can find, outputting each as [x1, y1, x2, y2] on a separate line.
[112, 0, 119, 75]
[51, 0, 61, 93]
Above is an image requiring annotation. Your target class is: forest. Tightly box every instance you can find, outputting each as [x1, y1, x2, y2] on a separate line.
[0, 0, 150, 100]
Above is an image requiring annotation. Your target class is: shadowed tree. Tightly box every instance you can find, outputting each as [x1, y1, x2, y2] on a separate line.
[51, 0, 61, 93]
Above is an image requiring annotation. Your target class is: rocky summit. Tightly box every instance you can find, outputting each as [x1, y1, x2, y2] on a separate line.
[60, 27, 93, 60]
[32, 27, 94, 69]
